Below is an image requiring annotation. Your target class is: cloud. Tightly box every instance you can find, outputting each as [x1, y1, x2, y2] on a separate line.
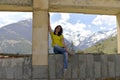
[60, 13, 70, 22]
[100, 26, 106, 30]
[0, 12, 32, 28]
[92, 15, 116, 26]
[50, 13, 92, 38]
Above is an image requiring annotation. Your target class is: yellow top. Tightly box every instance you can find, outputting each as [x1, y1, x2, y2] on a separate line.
[50, 32, 64, 47]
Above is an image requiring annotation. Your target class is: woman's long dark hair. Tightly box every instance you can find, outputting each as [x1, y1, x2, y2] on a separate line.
[54, 25, 63, 36]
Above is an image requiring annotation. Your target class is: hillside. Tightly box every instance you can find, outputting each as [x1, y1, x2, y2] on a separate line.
[0, 19, 32, 54]
[83, 36, 117, 54]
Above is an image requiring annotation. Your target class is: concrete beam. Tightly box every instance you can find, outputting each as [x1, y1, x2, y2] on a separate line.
[0, 5, 32, 12]
[0, 0, 32, 6]
[0, 0, 32, 11]
[116, 14, 120, 54]
[0, 0, 120, 15]
[49, 0, 120, 15]
[33, 0, 48, 10]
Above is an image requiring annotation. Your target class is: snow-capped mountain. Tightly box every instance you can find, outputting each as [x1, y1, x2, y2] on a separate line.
[76, 28, 117, 50]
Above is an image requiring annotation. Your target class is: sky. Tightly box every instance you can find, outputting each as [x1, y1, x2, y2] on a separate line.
[50, 12, 117, 36]
[0, 11, 117, 35]
[0, 11, 32, 27]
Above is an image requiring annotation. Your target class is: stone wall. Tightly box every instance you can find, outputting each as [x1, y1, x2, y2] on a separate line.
[0, 54, 120, 80]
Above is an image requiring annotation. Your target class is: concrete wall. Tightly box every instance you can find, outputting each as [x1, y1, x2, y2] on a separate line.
[0, 54, 120, 80]
[49, 54, 120, 80]
[0, 56, 32, 80]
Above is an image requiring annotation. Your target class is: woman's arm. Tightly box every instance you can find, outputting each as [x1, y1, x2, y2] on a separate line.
[48, 13, 52, 33]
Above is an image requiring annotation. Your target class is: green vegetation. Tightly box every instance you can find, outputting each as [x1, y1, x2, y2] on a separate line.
[77, 49, 84, 54]
[83, 36, 117, 54]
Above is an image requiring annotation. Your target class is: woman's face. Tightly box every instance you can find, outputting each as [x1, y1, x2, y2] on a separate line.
[55, 26, 61, 32]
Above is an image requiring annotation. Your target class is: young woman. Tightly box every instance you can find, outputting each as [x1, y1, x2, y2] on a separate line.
[48, 14, 71, 77]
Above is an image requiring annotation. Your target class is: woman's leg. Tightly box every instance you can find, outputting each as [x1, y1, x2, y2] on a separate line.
[53, 45, 68, 69]
[53, 45, 66, 53]
[63, 52, 68, 77]
[63, 52, 68, 69]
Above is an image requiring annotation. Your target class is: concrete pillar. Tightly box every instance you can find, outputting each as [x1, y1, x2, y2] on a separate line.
[116, 14, 120, 53]
[32, 0, 49, 79]
[32, 10, 48, 65]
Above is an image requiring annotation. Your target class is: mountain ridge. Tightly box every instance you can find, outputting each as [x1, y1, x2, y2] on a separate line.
[0, 19, 117, 54]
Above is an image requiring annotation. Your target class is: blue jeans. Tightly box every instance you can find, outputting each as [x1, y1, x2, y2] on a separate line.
[53, 45, 68, 69]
